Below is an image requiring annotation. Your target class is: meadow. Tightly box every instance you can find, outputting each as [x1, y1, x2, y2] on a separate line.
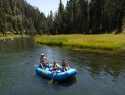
[34, 34, 125, 51]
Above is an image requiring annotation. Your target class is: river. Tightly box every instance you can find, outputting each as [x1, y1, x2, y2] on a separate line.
[0, 37, 125, 95]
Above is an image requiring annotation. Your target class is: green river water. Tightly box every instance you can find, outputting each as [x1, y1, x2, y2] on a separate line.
[0, 37, 125, 95]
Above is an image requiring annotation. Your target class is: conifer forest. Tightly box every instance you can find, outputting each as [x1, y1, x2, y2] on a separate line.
[0, 0, 125, 35]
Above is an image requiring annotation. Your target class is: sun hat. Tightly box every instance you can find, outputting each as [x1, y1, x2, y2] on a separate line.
[41, 53, 44, 56]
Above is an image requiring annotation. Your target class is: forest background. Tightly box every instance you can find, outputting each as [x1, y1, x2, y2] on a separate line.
[0, 0, 125, 36]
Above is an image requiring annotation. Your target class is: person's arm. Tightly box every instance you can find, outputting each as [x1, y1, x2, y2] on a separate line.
[67, 62, 69, 67]
[62, 62, 64, 67]
[45, 57, 51, 62]
[40, 57, 42, 63]
[55, 63, 58, 69]
[52, 66, 54, 71]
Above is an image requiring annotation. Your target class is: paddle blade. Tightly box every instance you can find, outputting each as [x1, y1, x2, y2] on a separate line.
[48, 79, 53, 84]
[56, 63, 60, 66]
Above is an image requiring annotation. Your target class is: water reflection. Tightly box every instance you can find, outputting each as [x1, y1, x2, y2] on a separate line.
[68, 49, 125, 78]
[85, 55, 125, 79]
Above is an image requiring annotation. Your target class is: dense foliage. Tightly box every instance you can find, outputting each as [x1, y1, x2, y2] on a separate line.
[0, 0, 125, 35]
[0, 0, 47, 36]
[50, 0, 125, 34]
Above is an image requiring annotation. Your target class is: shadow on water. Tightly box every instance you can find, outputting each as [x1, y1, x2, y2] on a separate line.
[46, 76, 77, 93]
[56, 76, 76, 87]
[36, 73, 76, 87]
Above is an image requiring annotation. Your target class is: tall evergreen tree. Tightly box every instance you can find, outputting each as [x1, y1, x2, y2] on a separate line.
[56, 0, 65, 34]
[78, 0, 89, 34]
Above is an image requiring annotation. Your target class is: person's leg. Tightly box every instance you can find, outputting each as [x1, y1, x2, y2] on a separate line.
[46, 62, 50, 69]
[40, 64, 45, 69]
[45, 62, 50, 68]
[48, 62, 50, 68]
[64, 66, 67, 71]
[63, 67, 66, 72]
[65, 68, 67, 71]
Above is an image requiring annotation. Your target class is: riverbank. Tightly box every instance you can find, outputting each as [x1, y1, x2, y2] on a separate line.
[34, 34, 125, 51]
[0, 34, 27, 40]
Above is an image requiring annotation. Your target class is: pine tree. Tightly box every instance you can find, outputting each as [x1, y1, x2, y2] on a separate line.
[56, 0, 65, 34]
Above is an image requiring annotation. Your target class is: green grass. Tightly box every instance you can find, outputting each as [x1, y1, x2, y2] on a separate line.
[35, 34, 125, 51]
[0, 34, 25, 40]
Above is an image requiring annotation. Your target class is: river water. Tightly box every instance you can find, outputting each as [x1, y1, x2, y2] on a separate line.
[0, 37, 125, 95]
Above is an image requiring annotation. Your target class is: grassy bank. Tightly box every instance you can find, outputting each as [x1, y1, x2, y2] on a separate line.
[34, 34, 125, 51]
[0, 34, 26, 40]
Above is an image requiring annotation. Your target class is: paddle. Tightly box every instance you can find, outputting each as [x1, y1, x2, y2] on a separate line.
[48, 62, 59, 84]
[48, 70, 57, 84]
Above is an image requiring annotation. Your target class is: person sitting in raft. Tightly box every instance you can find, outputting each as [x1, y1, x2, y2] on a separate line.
[52, 61, 57, 72]
[40, 53, 50, 69]
[62, 58, 69, 72]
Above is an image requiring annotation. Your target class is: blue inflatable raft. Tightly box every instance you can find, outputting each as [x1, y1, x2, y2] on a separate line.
[36, 64, 77, 81]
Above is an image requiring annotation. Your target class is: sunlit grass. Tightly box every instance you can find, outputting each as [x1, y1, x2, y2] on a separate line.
[0, 34, 23, 40]
[34, 34, 125, 51]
